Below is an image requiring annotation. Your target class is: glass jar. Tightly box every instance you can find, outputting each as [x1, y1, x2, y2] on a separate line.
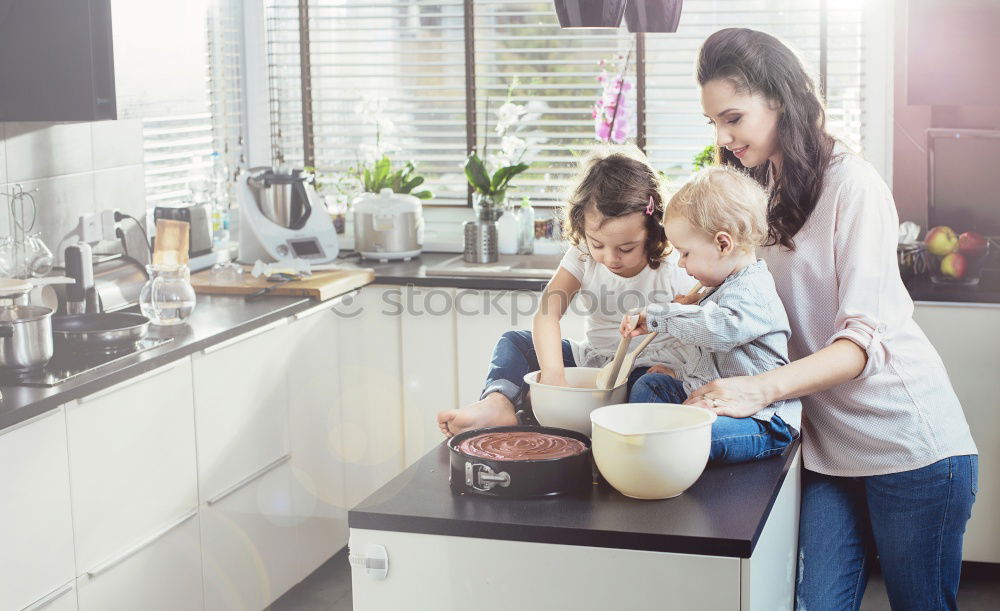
[472, 192, 505, 222]
[139, 264, 197, 326]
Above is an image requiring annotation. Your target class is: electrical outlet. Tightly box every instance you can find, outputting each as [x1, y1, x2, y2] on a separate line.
[101, 209, 120, 241]
[78, 213, 102, 243]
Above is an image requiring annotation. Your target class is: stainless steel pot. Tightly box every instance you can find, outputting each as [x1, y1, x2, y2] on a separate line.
[0, 305, 54, 371]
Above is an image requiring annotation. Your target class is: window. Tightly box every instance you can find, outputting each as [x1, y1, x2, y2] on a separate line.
[113, 0, 246, 209]
[265, 0, 865, 206]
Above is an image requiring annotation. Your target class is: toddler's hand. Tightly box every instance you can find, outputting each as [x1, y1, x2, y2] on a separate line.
[620, 311, 648, 338]
[672, 291, 702, 305]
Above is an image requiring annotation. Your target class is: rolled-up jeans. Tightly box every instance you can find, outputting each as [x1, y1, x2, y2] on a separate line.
[481, 330, 649, 409]
[628, 372, 797, 464]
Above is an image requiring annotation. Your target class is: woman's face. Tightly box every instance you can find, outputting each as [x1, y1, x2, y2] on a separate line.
[701, 78, 782, 170]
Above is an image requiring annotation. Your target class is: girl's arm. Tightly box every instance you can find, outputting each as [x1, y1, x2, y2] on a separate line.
[533, 267, 581, 386]
[685, 339, 866, 417]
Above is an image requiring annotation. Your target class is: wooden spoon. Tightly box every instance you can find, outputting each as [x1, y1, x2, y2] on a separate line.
[595, 334, 631, 390]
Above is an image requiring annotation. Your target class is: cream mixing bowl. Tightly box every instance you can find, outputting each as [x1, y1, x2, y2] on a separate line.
[590, 403, 716, 499]
[523, 367, 628, 436]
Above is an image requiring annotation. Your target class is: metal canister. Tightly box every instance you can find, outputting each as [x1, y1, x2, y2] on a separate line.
[463, 221, 499, 264]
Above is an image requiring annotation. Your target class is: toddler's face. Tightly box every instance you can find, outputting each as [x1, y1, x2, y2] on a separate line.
[701, 78, 781, 170]
[664, 216, 733, 287]
[584, 210, 648, 278]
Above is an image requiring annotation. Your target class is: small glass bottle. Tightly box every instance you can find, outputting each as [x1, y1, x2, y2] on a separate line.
[517, 196, 535, 255]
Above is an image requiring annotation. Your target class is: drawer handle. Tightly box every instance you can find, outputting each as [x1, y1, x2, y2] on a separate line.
[77, 361, 182, 404]
[293, 290, 358, 320]
[22, 583, 73, 611]
[206, 454, 291, 506]
[201, 320, 286, 355]
[85, 509, 198, 578]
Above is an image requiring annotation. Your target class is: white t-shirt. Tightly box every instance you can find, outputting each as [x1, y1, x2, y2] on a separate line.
[558, 244, 699, 370]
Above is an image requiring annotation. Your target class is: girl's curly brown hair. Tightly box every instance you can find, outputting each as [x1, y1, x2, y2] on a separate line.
[560, 145, 672, 269]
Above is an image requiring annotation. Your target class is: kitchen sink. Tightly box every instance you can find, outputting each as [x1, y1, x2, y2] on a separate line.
[425, 254, 562, 279]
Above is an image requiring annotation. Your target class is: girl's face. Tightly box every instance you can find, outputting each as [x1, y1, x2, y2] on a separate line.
[701, 78, 782, 171]
[664, 216, 732, 287]
[583, 209, 648, 278]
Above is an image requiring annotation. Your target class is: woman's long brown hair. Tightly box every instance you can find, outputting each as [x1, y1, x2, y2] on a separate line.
[697, 28, 836, 250]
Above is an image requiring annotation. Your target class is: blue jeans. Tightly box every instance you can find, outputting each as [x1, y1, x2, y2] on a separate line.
[796, 454, 978, 610]
[629, 372, 797, 464]
[482, 330, 650, 410]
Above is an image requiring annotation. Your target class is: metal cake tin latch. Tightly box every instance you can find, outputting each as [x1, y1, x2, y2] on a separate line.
[466, 462, 511, 491]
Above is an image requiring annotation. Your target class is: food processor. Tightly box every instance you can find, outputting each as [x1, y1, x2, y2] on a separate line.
[236, 167, 340, 264]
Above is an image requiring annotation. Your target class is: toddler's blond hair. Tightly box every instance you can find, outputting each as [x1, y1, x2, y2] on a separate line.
[665, 165, 768, 252]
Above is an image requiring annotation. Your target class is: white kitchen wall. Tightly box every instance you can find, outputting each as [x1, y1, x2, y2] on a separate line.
[0, 119, 147, 264]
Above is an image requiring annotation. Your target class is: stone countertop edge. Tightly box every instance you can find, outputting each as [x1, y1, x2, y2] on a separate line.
[347, 438, 801, 559]
[0, 293, 338, 433]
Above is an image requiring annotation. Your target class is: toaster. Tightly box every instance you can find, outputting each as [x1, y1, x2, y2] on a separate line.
[153, 203, 214, 257]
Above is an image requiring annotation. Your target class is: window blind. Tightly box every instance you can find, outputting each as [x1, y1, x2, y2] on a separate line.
[265, 0, 865, 206]
[136, 0, 246, 209]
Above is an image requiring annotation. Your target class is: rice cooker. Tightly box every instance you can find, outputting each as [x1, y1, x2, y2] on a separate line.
[352, 188, 424, 262]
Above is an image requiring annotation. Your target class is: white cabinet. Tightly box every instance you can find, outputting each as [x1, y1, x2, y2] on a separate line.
[76, 511, 202, 611]
[400, 286, 457, 466]
[287, 299, 351, 577]
[0, 410, 76, 611]
[66, 357, 202, 609]
[200, 459, 298, 611]
[453, 289, 588, 406]
[19, 583, 77, 611]
[338, 287, 405, 508]
[192, 320, 291, 501]
[914, 303, 1000, 563]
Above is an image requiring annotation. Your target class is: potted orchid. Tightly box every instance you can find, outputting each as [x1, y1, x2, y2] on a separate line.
[464, 81, 530, 221]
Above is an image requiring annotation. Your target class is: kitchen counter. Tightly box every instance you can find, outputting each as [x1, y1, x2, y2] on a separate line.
[350, 438, 799, 558]
[0, 294, 334, 432]
[351, 251, 1000, 305]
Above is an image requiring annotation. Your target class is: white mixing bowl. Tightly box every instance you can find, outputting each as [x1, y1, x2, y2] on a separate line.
[590, 403, 717, 500]
[523, 367, 628, 436]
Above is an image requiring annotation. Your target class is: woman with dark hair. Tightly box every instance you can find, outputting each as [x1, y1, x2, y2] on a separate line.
[686, 28, 978, 609]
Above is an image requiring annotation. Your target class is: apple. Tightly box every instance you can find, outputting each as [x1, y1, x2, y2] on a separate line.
[940, 252, 967, 279]
[925, 225, 959, 256]
[958, 231, 987, 258]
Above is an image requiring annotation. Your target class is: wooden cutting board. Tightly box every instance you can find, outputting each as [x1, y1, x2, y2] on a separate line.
[190, 266, 374, 301]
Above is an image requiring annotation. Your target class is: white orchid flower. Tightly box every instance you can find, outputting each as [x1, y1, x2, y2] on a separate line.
[495, 102, 526, 134]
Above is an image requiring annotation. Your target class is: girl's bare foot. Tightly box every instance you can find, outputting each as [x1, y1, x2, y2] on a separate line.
[437, 393, 517, 437]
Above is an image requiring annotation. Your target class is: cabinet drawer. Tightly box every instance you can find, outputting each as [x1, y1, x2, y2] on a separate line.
[67, 358, 198, 573]
[76, 510, 203, 611]
[19, 582, 77, 611]
[0, 411, 75, 611]
[201, 458, 298, 611]
[193, 323, 290, 501]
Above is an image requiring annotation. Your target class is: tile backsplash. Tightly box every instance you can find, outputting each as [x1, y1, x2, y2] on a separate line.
[0, 120, 147, 266]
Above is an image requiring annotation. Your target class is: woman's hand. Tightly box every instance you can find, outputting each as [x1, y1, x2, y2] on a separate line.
[620, 310, 648, 338]
[684, 375, 771, 419]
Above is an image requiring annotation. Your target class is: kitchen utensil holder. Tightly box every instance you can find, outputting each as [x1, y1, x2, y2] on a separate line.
[463, 220, 499, 264]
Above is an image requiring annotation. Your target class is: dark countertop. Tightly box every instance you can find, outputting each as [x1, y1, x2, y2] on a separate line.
[0, 294, 320, 432]
[358, 252, 1000, 305]
[354, 252, 550, 292]
[349, 438, 800, 558]
[904, 268, 1000, 305]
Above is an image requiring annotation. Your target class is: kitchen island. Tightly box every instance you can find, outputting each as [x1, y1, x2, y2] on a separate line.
[349, 439, 801, 610]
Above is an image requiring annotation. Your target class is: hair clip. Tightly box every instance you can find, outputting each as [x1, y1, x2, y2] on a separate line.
[645, 195, 655, 216]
